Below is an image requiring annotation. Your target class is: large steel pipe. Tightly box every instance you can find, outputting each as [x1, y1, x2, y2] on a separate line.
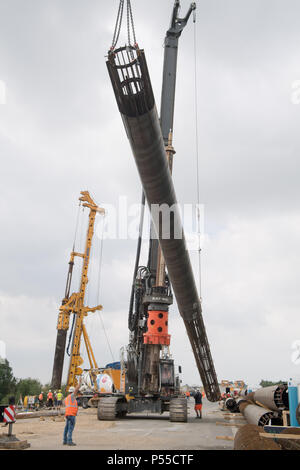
[242, 403, 281, 427]
[51, 329, 68, 389]
[250, 384, 289, 411]
[107, 46, 220, 401]
[225, 397, 238, 413]
[236, 397, 248, 412]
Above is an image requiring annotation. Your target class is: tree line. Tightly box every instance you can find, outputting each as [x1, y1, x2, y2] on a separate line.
[259, 380, 285, 388]
[0, 359, 66, 404]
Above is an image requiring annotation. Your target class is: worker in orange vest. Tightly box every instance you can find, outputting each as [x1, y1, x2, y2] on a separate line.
[47, 390, 53, 409]
[38, 392, 44, 408]
[63, 380, 81, 446]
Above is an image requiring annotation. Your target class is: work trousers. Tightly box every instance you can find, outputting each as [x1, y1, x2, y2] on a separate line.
[63, 415, 76, 444]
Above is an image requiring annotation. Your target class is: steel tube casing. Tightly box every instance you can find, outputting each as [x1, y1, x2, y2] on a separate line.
[122, 108, 200, 320]
[243, 404, 276, 427]
[51, 329, 68, 389]
[252, 384, 288, 411]
[236, 397, 248, 412]
[107, 47, 219, 401]
[225, 397, 237, 412]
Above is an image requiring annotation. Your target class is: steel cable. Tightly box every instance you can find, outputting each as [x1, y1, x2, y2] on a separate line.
[111, 0, 137, 50]
[193, 15, 202, 301]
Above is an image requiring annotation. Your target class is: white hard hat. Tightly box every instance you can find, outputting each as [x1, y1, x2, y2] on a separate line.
[69, 386, 75, 393]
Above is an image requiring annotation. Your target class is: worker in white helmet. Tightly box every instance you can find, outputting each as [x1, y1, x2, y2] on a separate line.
[47, 390, 53, 409]
[63, 379, 81, 446]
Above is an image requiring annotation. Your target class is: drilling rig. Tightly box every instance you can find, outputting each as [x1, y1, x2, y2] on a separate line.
[97, 0, 220, 422]
[51, 191, 105, 392]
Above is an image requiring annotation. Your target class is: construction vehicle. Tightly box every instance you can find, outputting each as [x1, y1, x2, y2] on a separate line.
[51, 191, 107, 395]
[76, 362, 127, 408]
[97, 0, 220, 422]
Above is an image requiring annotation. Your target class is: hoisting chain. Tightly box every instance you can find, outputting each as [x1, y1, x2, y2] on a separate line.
[111, 0, 138, 52]
[111, 0, 124, 50]
[126, 0, 137, 47]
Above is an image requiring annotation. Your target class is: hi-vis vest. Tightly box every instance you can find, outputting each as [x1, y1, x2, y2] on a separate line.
[47, 392, 53, 400]
[65, 394, 78, 417]
[39, 394, 43, 401]
[57, 392, 63, 401]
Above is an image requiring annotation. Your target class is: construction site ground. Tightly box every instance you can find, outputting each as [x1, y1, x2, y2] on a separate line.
[7, 398, 242, 450]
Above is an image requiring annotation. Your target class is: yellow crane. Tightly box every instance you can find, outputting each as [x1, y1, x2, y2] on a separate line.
[51, 191, 105, 391]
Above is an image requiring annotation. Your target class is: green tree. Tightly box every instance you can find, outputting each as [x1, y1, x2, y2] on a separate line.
[16, 378, 43, 398]
[0, 359, 17, 404]
[259, 380, 285, 388]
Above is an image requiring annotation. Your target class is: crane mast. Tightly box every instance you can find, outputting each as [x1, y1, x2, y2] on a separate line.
[51, 191, 105, 391]
[150, 0, 196, 287]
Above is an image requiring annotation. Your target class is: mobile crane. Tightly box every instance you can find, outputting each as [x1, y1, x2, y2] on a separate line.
[97, 0, 220, 422]
[51, 191, 105, 392]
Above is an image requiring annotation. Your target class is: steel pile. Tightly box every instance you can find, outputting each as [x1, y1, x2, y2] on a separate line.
[106, 45, 220, 401]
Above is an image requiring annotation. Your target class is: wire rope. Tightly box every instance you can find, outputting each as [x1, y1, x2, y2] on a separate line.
[193, 13, 203, 301]
[96, 214, 115, 363]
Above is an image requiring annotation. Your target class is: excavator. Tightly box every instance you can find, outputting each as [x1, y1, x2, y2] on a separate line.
[97, 0, 220, 422]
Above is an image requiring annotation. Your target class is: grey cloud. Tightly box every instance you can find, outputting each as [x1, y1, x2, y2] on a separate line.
[1, 0, 300, 386]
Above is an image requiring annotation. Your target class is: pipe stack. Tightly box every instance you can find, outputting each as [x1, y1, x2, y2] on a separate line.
[235, 384, 287, 426]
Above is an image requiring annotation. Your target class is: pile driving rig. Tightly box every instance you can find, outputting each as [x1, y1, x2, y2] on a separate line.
[51, 191, 105, 392]
[97, 0, 220, 422]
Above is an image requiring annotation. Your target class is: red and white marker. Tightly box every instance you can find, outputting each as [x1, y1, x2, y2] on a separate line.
[3, 405, 16, 423]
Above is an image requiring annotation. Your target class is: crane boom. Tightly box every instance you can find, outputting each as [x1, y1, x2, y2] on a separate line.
[149, 0, 196, 282]
[160, 0, 196, 144]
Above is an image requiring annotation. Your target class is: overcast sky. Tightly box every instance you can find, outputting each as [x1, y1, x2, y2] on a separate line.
[1, 0, 300, 390]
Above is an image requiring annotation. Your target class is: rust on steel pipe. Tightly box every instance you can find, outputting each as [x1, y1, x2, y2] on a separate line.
[106, 46, 220, 401]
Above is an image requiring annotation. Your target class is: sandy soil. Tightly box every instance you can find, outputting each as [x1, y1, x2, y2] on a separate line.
[3, 399, 236, 451]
